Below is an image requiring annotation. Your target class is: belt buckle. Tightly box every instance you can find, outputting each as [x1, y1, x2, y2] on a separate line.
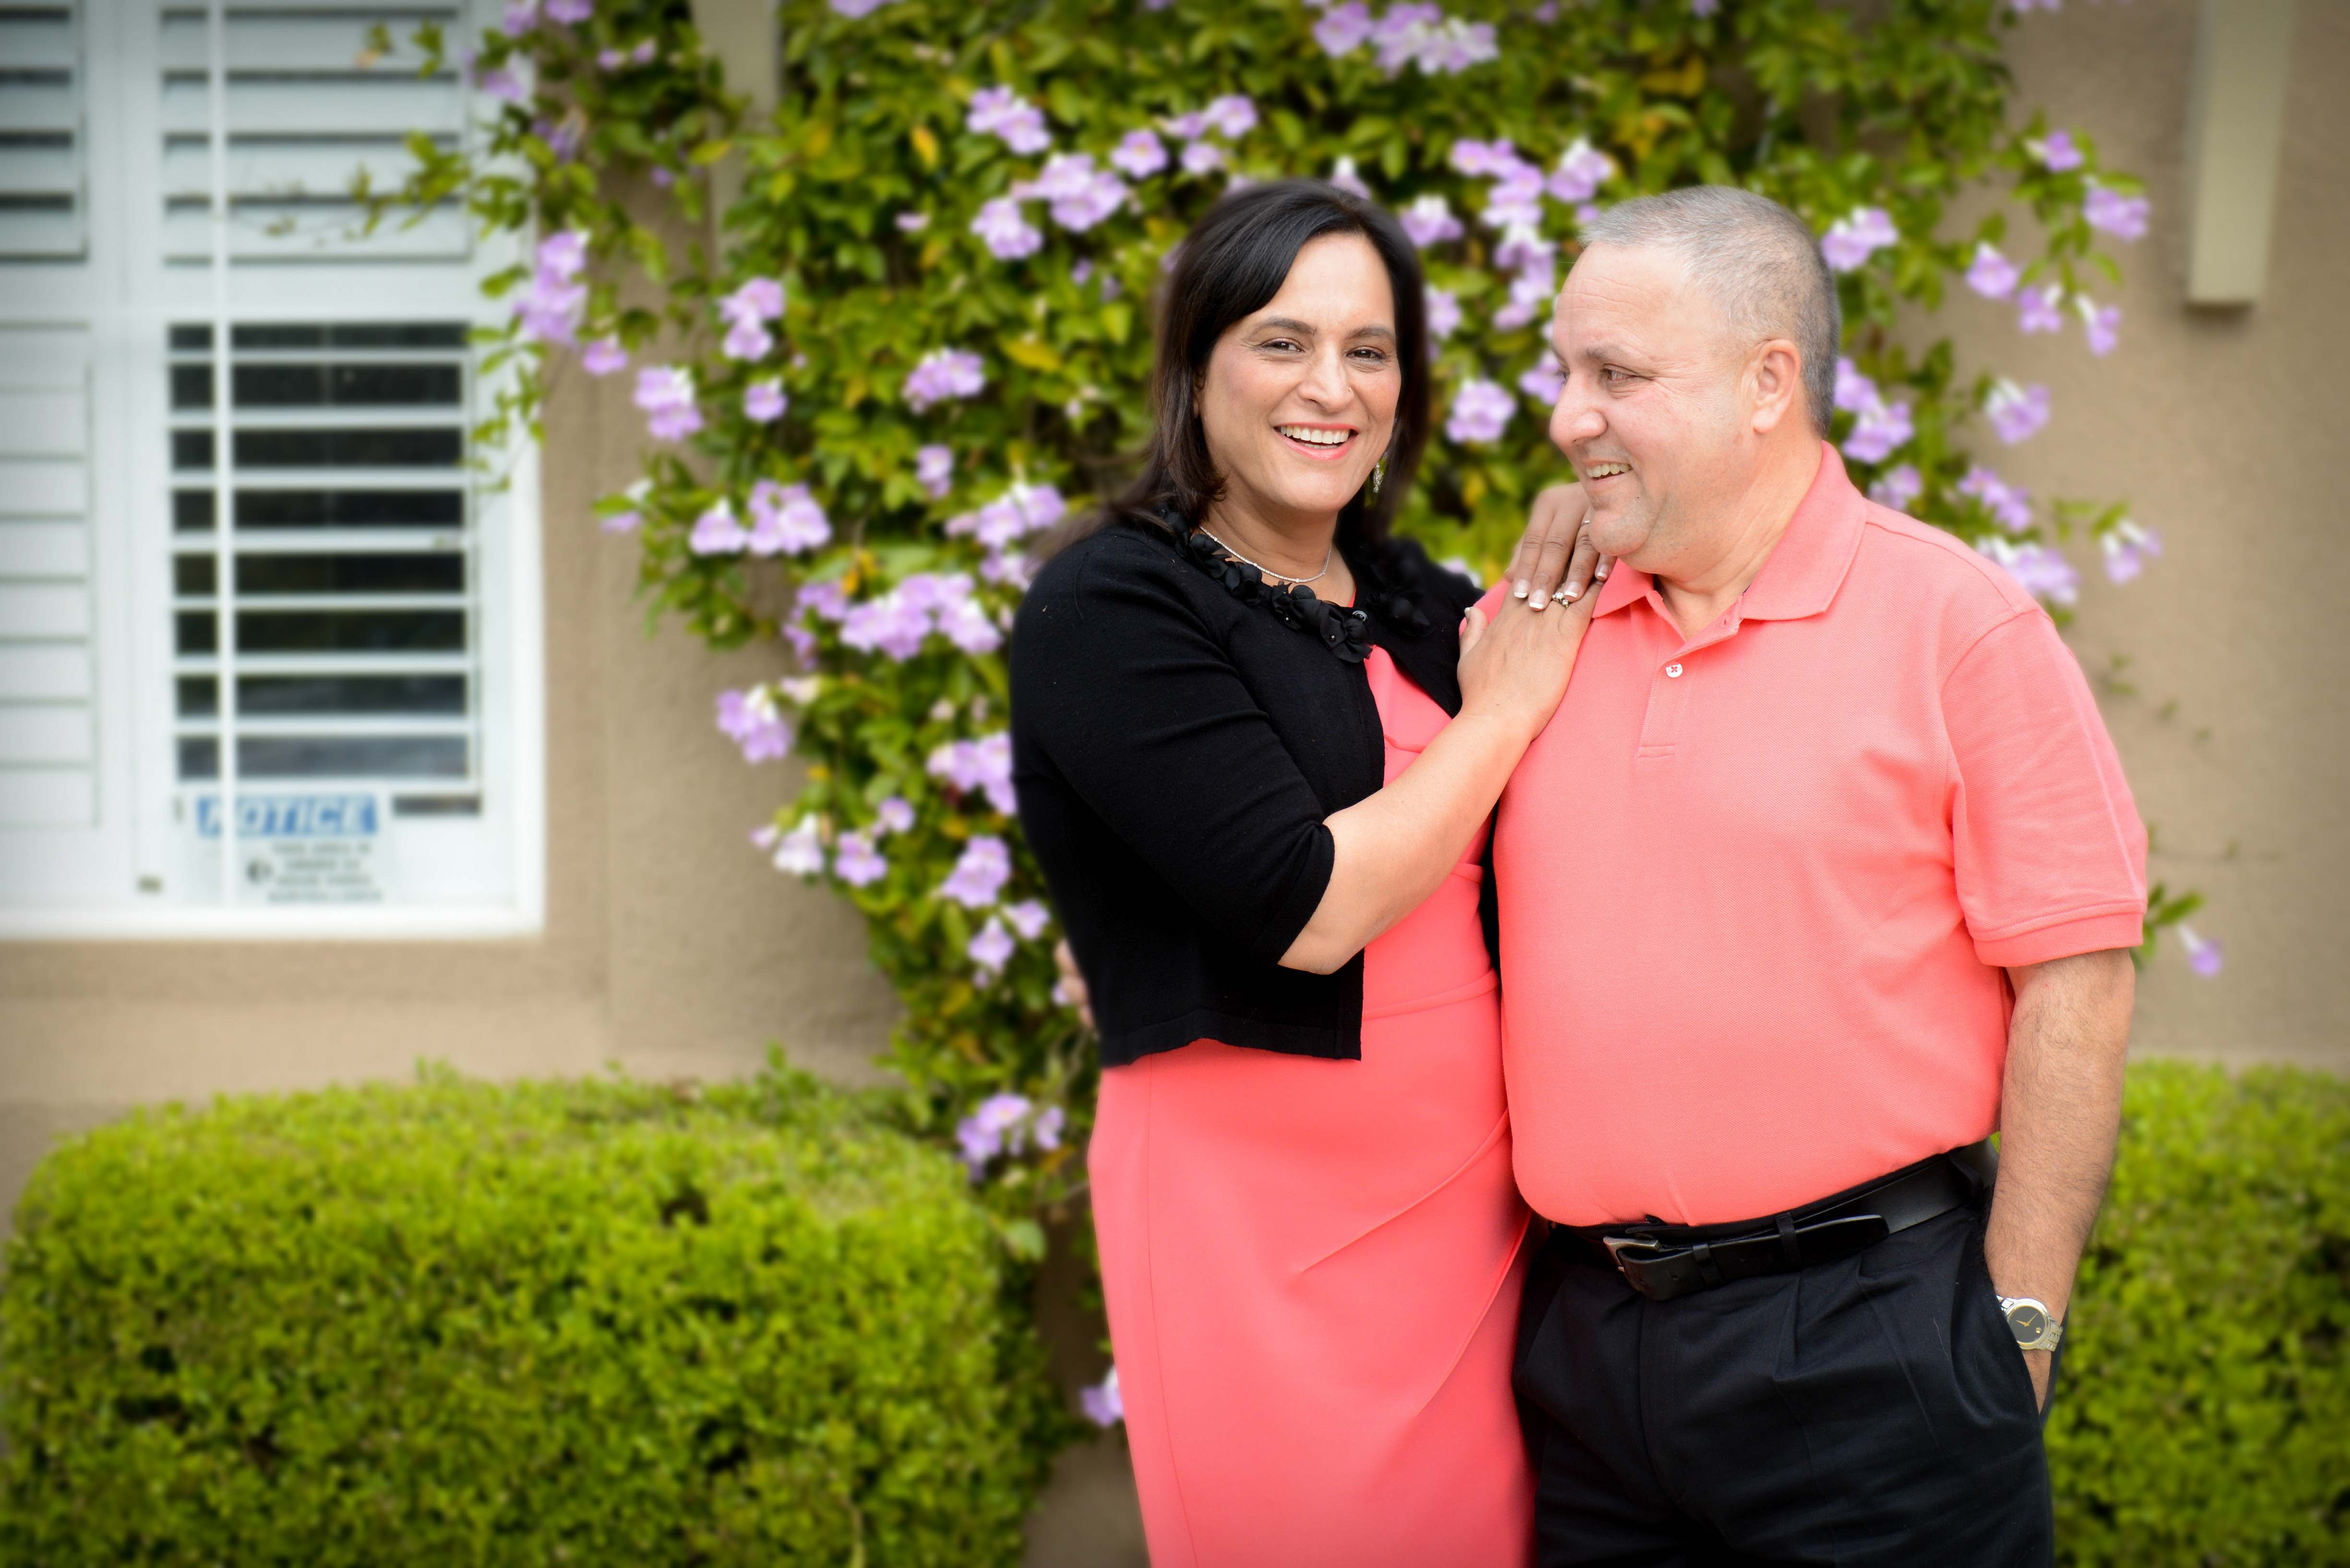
[1601, 1234, 1667, 1276]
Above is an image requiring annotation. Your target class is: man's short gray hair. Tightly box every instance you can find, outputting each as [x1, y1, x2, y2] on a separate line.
[1579, 187, 1841, 436]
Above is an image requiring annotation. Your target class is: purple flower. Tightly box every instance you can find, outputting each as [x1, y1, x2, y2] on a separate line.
[1965, 242, 2019, 300]
[2017, 284, 2066, 336]
[832, 831, 887, 886]
[875, 796, 915, 835]
[1328, 156, 1371, 199]
[581, 335, 627, 375]
[1081, 1367, 1124, 1427]
[1868, 464, 1924, 511]
[2032, 127, 2085, 172]
[2177, 925, 2224, 978]
[716, 685, 791, 762]
[968, 85, 1051, 155]
[2078, 297, 2122, 357]
[719, 276, 784, 350]
[1314, 0, 1373, 54]
[595, 46, 623, 68]
[840, 588, 935, 660]
[1179, 140, 1225, 176]
[1110, 129, 1168, 179]
[934, 577, 1004, 655]
[1424, 285, 1462, 341]
[544, 0, 590, 23]
[2100, 519, 2162, 583]
[538, 228, 587, 279]
[1448, 137, 1519, 177]
[1031, 153, 1130, 231]
[771, 817, 827, 877]
[744, 379, 787, 422]
[928, 732, 1018, 815]
[1398, 194, 1463, 248]
[1493, 224, 1553, 277]
[635, 365, 702, 441]
[631, 37, 655, 61]
[746, 480, 828, 555]
[895, 211, 931, 234]
[904, 348, 986, 412]
[1833, 357, 1877, 415]
[1407, 16, 1498, 73]
[1984, 380, 2051, 445]
[968, 918, 1016, 981]
[956, 1090, 1036, 1173]
[1480, 158, 1547, 230]
[472, 61, 528, 106]
[1202, 95, 1257, 138]
[1518, 352, 1565, 407]
[916, 443, 955, 499]
[1840, 395, 1913, 464]
[939, 835, 1013, 908]
[1162, 110, 1208, 140]
[1445, 378, 1514, 444]
[829, 0, 891, 14]
[1820, 207, 1899, 273]
[2084, 185, 2149, 242]
[516, 229, 589, 343]
[1978, 538, 2078, 606]
[1005, 898, 1052, 939]
[1547, 138, 1615, 204]
[971, 196, 1043, 260]
[498, 0, 536, 36]
[1691, 0, 1719, 13]
[689, 499, 749, 554]
[1958, 465, 2034, 533]
[1493, 271, 1557, 332]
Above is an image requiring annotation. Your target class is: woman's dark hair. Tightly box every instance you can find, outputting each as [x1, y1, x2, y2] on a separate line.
[1062, 180, 1431, 552]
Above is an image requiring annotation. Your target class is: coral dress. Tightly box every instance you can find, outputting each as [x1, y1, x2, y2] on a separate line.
[1089, 646, 1536, 1568]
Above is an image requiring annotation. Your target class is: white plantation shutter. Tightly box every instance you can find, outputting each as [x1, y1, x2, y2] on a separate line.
[0, 0, 541, 934]
[0, 2, 86, 258]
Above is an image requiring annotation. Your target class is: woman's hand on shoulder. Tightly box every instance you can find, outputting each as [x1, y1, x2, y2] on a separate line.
[1506, 482, 1611, 610]
[1456, 575, 1594, 742]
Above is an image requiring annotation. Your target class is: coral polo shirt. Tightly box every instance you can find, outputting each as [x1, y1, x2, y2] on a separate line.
[1492, 446, 2146, 1228]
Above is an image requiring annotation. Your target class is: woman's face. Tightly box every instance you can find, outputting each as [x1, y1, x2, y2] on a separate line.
[1197, 232, 1401, 531]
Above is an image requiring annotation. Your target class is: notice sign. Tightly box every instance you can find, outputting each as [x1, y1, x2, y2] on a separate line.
[194, 793, 385, 905]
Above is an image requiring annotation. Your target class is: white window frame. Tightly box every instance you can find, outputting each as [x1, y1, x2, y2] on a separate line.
[0, 0, 545, 940]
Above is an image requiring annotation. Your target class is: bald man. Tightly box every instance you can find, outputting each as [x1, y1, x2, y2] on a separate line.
[1492, 188, 2145, 1565]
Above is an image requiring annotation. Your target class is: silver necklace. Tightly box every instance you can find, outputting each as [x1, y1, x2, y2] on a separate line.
[1195, 526, 1333, 587]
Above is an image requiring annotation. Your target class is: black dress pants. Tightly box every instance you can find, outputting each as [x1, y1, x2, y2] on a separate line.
[1513, 1207, 2054, 1567]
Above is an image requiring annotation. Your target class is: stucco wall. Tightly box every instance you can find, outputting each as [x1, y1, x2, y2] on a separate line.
[1979, 0, 2347, 1065]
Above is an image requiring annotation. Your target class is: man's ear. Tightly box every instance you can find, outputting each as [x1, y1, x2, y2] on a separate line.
[1748, 338, 1804, 436]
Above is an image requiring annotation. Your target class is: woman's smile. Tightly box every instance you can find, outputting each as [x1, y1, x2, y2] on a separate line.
[1275, 422, 1358, 459]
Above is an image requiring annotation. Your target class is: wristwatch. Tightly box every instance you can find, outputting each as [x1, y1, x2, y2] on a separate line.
[1998, 1295, 2064, 1352]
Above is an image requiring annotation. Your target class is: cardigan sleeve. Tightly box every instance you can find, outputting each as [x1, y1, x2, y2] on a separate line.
[1011, 547, 1336, 967]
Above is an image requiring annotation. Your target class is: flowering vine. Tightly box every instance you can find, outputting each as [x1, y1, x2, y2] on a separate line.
[367, 0, 2221, 1378]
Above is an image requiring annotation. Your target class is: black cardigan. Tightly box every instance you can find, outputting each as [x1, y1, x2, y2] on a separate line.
[1010, 516, 1489, 1068]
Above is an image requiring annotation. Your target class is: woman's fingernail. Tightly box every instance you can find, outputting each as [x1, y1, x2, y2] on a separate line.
[1513, 580, 1530, 598]
[1529, 590, 1548, 610]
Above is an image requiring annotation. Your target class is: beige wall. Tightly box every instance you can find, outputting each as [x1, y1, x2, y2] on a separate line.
[0, 2, 2339, 1559]
[1982, 0, 2347, 1065]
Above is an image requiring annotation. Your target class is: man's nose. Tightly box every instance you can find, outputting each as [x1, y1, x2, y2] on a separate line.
[1550, 384, 1604, 452]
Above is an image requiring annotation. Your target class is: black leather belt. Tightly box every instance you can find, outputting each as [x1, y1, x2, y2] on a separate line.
[1568, 1140, 1999, 1303]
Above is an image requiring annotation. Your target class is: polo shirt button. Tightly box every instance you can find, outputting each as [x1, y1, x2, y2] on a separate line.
[1665, 663, 1684, 678]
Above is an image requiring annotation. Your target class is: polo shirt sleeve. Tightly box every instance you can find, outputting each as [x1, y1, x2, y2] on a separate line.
[1011, 553, 1335, 967]
[1942, 607, 2148, 968]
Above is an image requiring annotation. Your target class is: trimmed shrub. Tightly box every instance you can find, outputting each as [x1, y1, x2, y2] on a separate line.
[2050, 1060, 2350, 1566]
[0, 1062, 1063, 1566]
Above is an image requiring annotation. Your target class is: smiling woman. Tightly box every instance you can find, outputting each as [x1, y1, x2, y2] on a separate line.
[1011, 181, 1590, 1564]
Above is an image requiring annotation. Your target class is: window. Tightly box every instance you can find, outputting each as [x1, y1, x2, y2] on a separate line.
[0, 0, 542, 936]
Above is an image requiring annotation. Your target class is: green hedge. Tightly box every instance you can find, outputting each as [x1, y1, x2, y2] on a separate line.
[0, 1062, 1063, 1566]
[2050, 1061, 2350, 1566]
[4, 1059, 2342, 1564]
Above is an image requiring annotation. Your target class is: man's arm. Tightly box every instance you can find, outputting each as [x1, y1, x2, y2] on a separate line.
[1983, 946, 2136, 1406]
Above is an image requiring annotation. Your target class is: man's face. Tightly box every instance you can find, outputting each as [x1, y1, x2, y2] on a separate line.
[1546, 243, 1752, 570]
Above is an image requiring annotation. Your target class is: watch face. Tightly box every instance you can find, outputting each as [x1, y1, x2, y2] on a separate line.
[2008, 1302, 2050, 1343]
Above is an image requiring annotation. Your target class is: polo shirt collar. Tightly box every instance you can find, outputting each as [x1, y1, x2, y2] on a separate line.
[1588, 442, 1866, 624]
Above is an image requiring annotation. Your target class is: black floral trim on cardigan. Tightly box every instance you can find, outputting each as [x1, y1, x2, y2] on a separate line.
[1163, 508, 1434, 664]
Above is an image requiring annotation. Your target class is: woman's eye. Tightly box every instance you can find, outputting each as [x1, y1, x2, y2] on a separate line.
[1259, 338, 1301, 353]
